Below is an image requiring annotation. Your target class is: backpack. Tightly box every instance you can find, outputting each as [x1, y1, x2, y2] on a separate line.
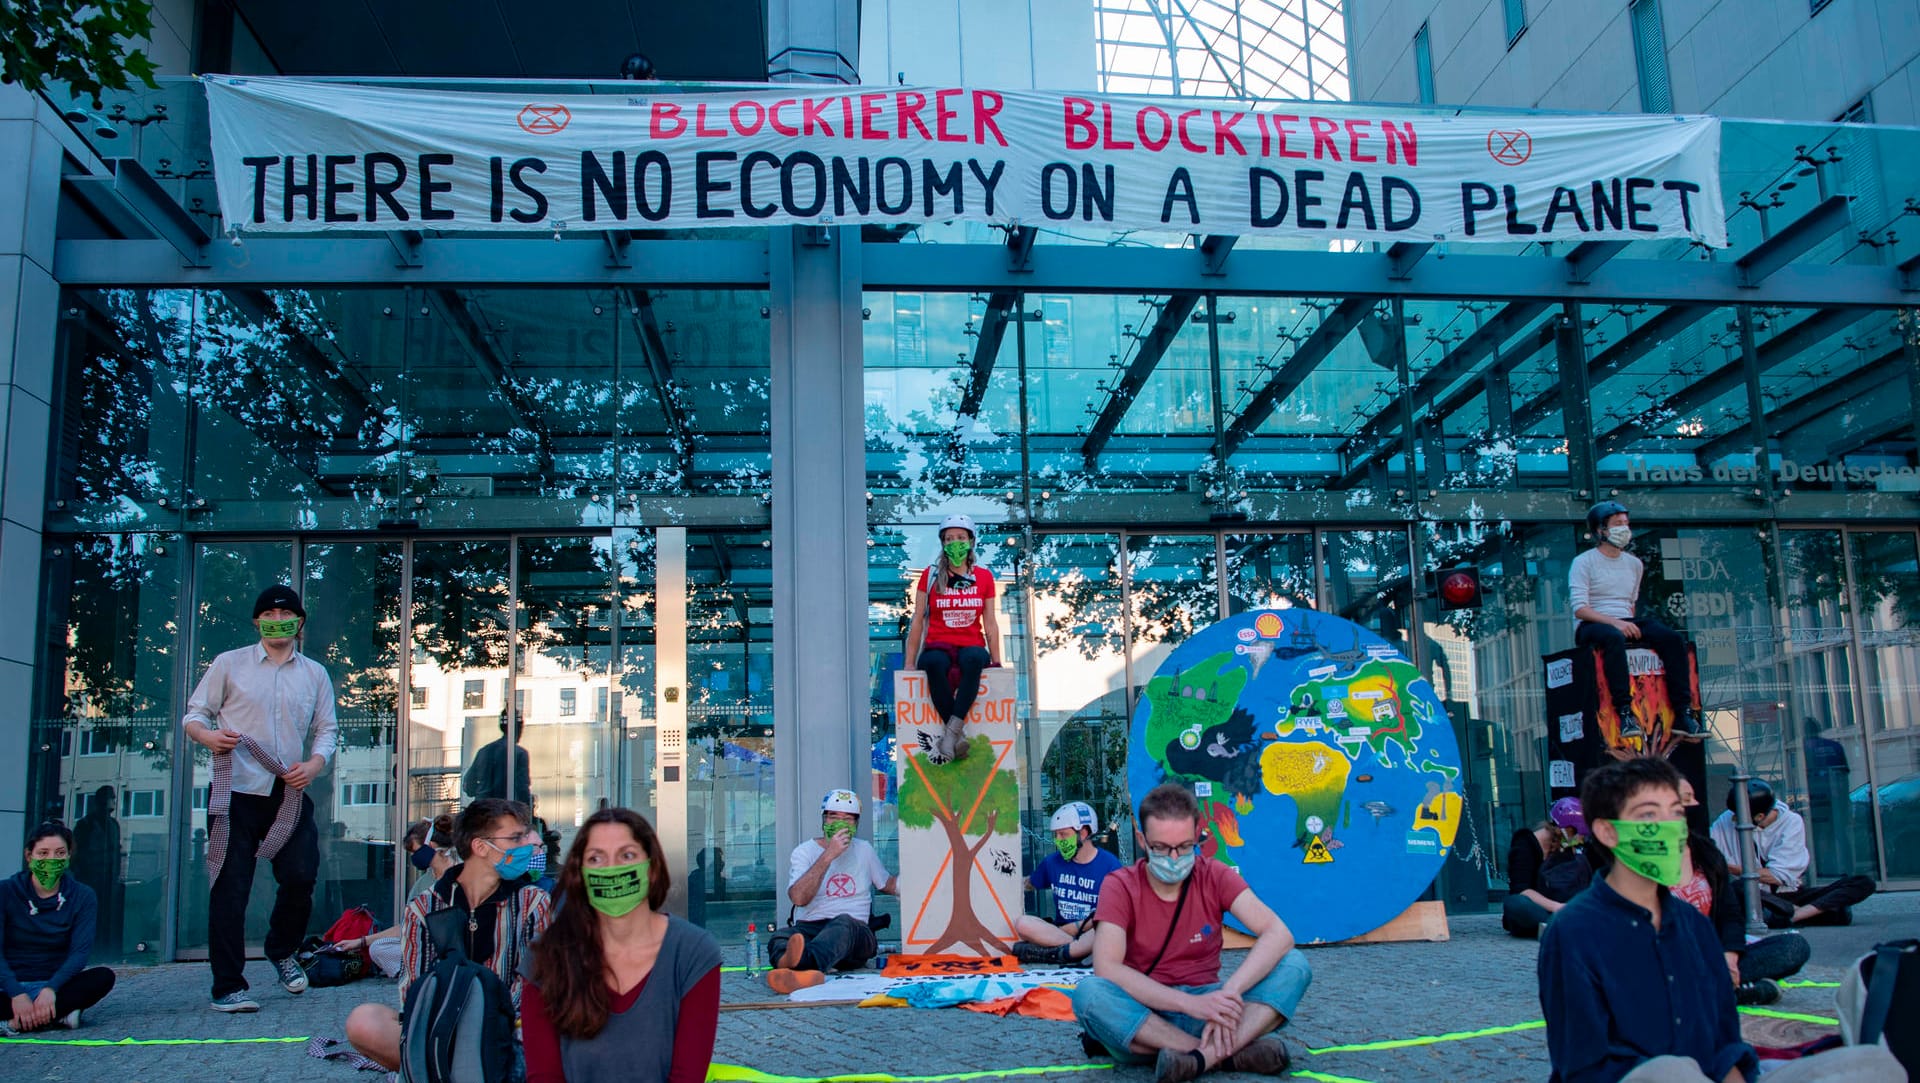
[398, 907, 517, 1083]
[324, 905, 378, 945]
[296, 939, 368, 987]
[1837, 938, 1919, 1074]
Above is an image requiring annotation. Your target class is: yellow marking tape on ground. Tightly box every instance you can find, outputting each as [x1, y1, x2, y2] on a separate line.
[1738, 1007, 1840, 1025]
[1306, 1019, 1546, 1054]
[0, 1035, 310, 1046]
[1779, 980, 1840, 989]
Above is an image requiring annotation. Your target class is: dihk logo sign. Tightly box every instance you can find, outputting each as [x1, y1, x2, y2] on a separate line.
[517, 104, 571, 134]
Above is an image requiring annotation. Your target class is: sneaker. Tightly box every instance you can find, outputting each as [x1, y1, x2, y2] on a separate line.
[766, 968, 825, 994]
[1735, 978, 1781, 1006]
[775, 933, 806, 971]
[1218, 1036, 1293, 1075]
[1153, 1048, 1207, 1083]
[1010, 941, 1068, 966]
[58, 1009, 82, 1029]
[1616, 713, 1644, 739]
[271, 955, 308, 994]
[210, 990, 260, 1013]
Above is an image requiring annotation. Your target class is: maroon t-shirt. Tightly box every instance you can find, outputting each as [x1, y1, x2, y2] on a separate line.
[1093, 857, 1249, 987]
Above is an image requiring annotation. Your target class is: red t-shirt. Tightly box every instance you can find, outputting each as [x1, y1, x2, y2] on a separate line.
[1093, 857, 1249, 988]
[917, 565, 996, 651]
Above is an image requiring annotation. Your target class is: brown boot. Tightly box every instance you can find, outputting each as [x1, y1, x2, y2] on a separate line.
[1217, 1036, 1293, 1075]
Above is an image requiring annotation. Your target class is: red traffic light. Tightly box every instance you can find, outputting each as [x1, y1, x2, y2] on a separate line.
[1439, 568, 1483, 610]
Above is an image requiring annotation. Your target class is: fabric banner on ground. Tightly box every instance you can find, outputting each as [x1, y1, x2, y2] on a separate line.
[204, 78, 1726, 245]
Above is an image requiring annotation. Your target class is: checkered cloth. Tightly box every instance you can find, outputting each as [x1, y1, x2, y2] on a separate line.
[205, 732, 303, 883]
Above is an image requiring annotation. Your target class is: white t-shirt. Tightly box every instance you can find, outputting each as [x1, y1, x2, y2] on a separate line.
[1710, 805, 1809, 893]
[1569, 547, 1642, 624]
[789, 837, 891, 922]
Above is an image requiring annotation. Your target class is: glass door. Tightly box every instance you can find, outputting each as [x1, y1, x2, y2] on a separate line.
[1845, 529, 1920, 884]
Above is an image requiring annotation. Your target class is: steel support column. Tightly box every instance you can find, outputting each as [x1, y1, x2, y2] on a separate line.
[769, 226, 868, 874]
[1555, 303, 1598, 498]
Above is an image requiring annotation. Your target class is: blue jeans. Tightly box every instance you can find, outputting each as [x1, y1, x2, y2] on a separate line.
[1071, 951, 1313, 1065]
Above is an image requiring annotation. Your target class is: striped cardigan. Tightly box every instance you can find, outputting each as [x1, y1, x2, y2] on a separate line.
[398, 872, 553, 1017]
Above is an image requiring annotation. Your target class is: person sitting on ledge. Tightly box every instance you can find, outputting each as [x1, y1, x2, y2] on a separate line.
[1571, 500, 1700, 740]
[1071, 783, 1311, 1083]
[1502, 796, 1599, 939]
[1012, 801, 1123, 967]
[1, 821, 117, 1033]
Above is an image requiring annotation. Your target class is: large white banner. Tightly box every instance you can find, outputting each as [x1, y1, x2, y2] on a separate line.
[205, 77, 1726, 245]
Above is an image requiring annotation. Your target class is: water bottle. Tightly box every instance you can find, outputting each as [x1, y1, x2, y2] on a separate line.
[745, 923, 761, 974]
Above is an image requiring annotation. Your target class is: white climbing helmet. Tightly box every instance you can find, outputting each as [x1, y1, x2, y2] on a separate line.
[821, 789, 862, 816]
[1049, 801, 1098, 834]
[938, 514, 978, 541]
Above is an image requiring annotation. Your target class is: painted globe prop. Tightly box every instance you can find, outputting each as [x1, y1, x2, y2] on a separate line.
[1127, 608, 1465, 944]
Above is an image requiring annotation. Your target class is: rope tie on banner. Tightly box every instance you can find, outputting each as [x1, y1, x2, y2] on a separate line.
[206, 732, 302, 883]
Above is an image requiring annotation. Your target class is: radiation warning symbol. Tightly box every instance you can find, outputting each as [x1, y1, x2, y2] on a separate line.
[1303, 837, 1333, 864]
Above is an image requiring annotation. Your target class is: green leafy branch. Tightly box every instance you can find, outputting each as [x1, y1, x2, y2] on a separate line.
[0, 0, 160, 108]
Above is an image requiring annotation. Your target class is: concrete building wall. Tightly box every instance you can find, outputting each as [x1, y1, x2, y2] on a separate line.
[1350, 0, 1920, 123]
[858, 0, 1096, 89]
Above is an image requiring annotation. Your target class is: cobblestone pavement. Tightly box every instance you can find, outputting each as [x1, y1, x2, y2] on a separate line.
[3, 893, 1913, 1083]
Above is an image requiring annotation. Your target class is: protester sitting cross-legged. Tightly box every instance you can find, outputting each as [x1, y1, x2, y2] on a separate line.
[1070, 783, 1312, 1083]
[1012, 801, 1123, 967]
[520, 808, 723, 1083]
[1, 821, 116, 1033]
[764, 789, 898, 994]
[1709, 778, 1876, 929]
[1673, 777, 1809, 1007]
[335, 814, 459, 979]
[1503, 796, 1601, 939]
[344, 798, 553, 1072]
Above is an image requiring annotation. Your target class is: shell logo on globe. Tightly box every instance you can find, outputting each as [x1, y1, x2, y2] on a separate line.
[1253, 612, 1284, 639]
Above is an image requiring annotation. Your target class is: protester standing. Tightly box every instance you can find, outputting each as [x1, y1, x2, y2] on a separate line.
[182, 584, 337, 1013]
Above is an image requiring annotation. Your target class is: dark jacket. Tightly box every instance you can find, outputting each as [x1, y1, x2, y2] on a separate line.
[1539, 876, 1756, 1083]
[0, 871, 98, 997]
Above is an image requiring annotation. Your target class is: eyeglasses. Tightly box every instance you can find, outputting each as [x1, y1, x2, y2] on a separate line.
[1146, 841, 1199, 859]
[478, 830, 536, 848]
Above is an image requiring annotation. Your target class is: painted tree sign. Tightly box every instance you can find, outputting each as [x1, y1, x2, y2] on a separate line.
[893, 667, 1020, 956]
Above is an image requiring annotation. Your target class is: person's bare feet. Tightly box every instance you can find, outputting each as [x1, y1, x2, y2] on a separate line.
[776, 933, 806, 970]
[766, 968, 825, 994]
[1792, 904, 1821, 924]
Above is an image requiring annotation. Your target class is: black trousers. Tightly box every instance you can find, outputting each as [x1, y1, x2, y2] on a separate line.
[768, 915, 879, 972]
[1575, 616, 1693, 718]
[1501, 893, 1553, 938]
[5, 966, 116, 1024]
[1762, 875, 1878, 928]
[208, 784, 319, 998]
[919, 646, 990, 723]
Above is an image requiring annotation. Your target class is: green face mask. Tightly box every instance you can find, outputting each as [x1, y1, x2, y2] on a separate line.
[943, 539, 973, 565]
[825, 820, 854, 841]
[581, 860, 650, 918]
[1605, 818, 1688, 887]
[1054, 835, 1080, 860]
[29, 858, 67, 891]
[258, 617, 301, 639]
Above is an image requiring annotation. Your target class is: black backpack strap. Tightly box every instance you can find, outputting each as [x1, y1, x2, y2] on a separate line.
[1139, 876, 1192, 982]
[424, 906, 468, 960]
[1858, 941, 1911, 1046]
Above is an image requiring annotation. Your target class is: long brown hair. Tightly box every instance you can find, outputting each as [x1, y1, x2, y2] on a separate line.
[528, 807, 672, 1038]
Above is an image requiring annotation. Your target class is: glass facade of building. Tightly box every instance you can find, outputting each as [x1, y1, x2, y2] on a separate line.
[21, 76, 1920, 962]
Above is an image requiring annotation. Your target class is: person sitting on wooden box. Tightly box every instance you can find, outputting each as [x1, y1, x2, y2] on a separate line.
[1570, 501, 1700, 740]
[904, 514, 1002, 763]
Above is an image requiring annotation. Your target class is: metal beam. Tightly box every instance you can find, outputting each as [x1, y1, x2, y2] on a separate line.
[1423, 320, 1556, 433]
[1595, 307, 1873, 454]
[1900, 249, 1920, 291]
[616, 286, 695, 481]
[1082, 293, 1202, 464]
[1566, 241, 1631, 284]
[1694, 351, 1900, 461]
[65, 159, 209, 266]
[1386, 242, 1434, 280]
[421, 288, 552, 467]
[958, 291, 1018, 420]
[220, 288, 375, 432]
[1509, 304, 1714, 436]
[1199, 234, 1238, 276]
[1825, 413, 1911, 461]
[1005, 225, 1037, 271]
[1215, 296, 1375, 459]
[1336, 302, 1553, 476]
[1735, 195, 1852, 287]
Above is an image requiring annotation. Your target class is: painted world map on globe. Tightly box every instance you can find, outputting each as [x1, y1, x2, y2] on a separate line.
[1128, 608, 1465, 944]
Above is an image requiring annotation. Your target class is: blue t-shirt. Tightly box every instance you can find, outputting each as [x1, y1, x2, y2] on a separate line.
[1029, 848, 1123, 924]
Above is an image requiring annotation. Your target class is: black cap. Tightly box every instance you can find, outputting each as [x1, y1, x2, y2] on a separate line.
[1727, 778, 1776, 819]
[252, 584, 305, 619]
